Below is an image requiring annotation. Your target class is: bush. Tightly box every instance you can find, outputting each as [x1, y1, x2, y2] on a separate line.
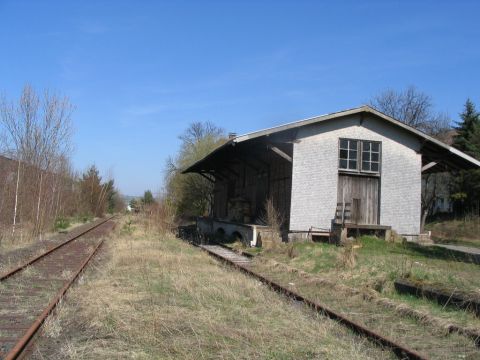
[54, 217, 70, 231]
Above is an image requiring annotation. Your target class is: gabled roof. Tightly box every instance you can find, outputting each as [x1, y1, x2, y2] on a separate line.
[183, 105, 480, 173]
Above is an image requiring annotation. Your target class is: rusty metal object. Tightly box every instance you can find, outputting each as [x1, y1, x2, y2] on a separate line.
[0, 216, 115, 359]
[0, 216, 114, 281]
[198, 244, 427, 360]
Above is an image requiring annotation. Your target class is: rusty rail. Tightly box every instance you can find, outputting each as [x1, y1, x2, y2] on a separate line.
[0, 216, 114, 281]
[1, 216, 115, 360]
[198, 244, 427, 360]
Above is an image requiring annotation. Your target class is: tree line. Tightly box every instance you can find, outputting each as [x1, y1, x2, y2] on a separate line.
[0, 85, 122, 243]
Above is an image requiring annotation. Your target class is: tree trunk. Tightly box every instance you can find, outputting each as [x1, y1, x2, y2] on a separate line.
[12, 159, 21, 236]
[35, 171, 43, 235]
[420, 208, 429, 233]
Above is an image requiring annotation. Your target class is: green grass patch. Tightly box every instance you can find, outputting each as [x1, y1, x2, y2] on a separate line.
[53, 216, 70, 231]
[256, 236, 480, 297]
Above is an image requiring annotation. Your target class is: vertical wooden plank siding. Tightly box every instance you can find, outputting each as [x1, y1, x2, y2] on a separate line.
[337, 174, 379, 225]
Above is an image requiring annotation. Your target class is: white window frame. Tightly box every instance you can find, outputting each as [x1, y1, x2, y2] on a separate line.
[339, 139, 359, 171]
[360, 140, 381, 174]
[338, 138, 381, 175]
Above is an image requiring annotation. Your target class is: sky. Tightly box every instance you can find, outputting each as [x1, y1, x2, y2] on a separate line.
[0, 1, 479, 196]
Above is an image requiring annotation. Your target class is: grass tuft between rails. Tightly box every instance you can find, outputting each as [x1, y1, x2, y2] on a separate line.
[31, 216, 391, 359]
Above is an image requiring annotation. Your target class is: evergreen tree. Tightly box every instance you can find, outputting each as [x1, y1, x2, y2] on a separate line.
[79, 165, 103, 216]
[468, 123, 480, 157]
[105, 180, 117, 213]
[451, 99, 480, 215]
[454, 99, 480, 156]
[79, 166, 120, 216]
[129, 198, 140, 212]
[142, 190, 155, 206]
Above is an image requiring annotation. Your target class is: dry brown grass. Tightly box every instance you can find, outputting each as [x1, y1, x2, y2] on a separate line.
[0, 223, 36, 252]
[336, 241, 357, 269]
[31, 215, 390, 359]
[427, 217, 480, 248]
[259, 198, 283, 249]
[249, 258, 479, 359]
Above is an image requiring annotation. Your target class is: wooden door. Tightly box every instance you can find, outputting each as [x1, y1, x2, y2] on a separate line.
[337, 174, 379, 225]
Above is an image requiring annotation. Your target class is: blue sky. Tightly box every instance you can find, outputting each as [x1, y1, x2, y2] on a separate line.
[0, 1, 479, 195]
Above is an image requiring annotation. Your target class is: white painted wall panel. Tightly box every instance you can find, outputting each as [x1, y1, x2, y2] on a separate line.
[289, 114, 422, 235]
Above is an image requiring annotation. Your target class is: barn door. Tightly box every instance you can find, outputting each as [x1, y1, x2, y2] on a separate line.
[337, 174, 379, 225]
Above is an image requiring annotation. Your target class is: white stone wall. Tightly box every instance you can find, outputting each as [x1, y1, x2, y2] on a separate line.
[289, 114, 422, 235]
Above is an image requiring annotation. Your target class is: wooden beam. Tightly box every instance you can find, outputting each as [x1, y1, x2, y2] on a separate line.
[209, 170, 226, 181]
[269, 145, 292, 163]
[199, 172, 215, 183]
[422, 161, 438, 172]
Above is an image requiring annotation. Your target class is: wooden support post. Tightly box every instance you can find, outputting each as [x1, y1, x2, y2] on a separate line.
[268, 145, 292, 163]
[199, 172, 215, 183]
[210, 170, 226, 181]
[340, 227, 348, 244]
[421, 161, 438, 172]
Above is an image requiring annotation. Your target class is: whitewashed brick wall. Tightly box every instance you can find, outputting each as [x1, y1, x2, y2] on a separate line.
[289, 114, 422, 235]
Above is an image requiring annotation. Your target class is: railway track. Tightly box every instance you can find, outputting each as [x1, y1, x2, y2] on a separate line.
[0, 216, 115, 359]
[197, 244, 478, 360]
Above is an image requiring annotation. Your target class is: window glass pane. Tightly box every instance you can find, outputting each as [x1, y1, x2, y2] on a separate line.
[349, 160, 357, 170]
[340, 149, 348, 159]
[363, 142, 371, 151]
[362, 151, 370, 161]
[362, 161, 370, 171]
[350, 140, 358, 149]
[371, 153, 379, 162]
[340, 139, 348, 149]
[372, 143, 379, 152]
[371, 163, 379, 172]
[349, 150, 357, 159]
[339, 159, 347, 169]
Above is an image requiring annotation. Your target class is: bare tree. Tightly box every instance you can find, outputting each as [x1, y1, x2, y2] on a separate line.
[370, 86, 453, 232]
[0, 85, 73, 237]
[370, 86, 451, 136]
[421, 173, 450, 231]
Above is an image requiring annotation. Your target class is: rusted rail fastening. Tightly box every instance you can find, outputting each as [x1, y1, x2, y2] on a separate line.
[1, 216, 115, 360]
[0, 216, 114, 281]
[198, 245, 428, 360]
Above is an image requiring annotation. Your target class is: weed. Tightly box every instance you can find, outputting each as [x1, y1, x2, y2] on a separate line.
[336, 241, 356, 269]
[54, 217, 70, 231]
[121, 218, 135, 234]
[259, 198, 284, 249]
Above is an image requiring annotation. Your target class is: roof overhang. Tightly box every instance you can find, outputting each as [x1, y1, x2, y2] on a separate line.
[182, 105, 480, 174]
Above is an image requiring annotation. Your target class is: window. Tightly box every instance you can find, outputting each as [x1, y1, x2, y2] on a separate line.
[339, 139, 381, 174]
[361, 141, 380, 173]
[339, 139, 358, 171]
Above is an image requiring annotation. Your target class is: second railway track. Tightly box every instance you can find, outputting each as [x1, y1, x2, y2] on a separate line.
[0, 216, 115, 359]
[196, 243, 479, 360]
